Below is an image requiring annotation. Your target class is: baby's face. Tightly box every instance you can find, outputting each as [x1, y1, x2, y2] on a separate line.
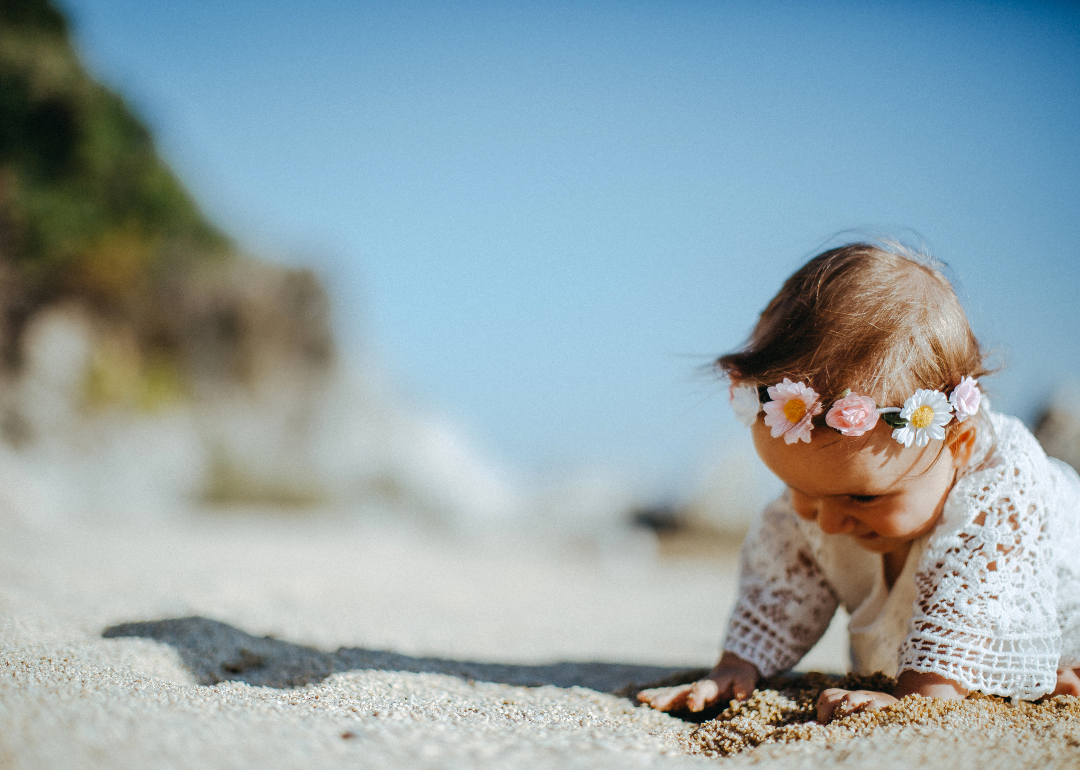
[751, 419, 965, 556]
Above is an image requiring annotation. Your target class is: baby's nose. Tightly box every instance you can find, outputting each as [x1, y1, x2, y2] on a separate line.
[816, 506, 855, 535]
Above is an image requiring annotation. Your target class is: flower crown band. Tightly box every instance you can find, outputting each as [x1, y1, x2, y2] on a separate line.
[729, 376, 981, 447]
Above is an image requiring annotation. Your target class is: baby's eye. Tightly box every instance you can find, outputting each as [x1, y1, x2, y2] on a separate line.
[847, 495, 879, 504]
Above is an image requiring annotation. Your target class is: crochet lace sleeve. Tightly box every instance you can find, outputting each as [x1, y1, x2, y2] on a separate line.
[897, 418, 1060, 699]
[722, 496, 839, 677]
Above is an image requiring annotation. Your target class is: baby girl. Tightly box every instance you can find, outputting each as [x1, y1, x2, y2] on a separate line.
[639, 242, 1080, 721]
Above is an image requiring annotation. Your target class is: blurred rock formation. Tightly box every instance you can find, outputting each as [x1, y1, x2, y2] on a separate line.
[1034, 389, 1080, 474]
[1, 0, 331, 388]
[0, 0, 526, 529]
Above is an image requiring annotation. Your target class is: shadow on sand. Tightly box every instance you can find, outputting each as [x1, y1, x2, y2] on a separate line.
[103, 616, 704, 696]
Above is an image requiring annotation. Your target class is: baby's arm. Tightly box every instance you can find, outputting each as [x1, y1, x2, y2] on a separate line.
[724, 496, 841, 677]
[638, 652, 759, 712]
[638, 496, 836, 714]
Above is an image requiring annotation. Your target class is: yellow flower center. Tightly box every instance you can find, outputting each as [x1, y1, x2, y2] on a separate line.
[783, 398, 807, 423]
[910, 405, 935, 429]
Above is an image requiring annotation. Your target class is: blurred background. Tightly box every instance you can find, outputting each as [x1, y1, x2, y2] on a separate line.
[1, 0, 1078, 543]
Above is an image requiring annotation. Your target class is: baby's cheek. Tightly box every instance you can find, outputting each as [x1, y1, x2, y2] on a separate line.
[875, 506, 937, 538]
[789, 491, 817, 521]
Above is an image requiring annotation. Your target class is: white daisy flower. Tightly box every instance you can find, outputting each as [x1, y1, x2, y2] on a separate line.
[729, 384, 761, 427]
[891, 389, 953, 448]
[762, 379, 821, 444]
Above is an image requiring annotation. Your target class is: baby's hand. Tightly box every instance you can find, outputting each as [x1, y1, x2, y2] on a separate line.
[816, 688, 898, 723]
[637, 652, 759, 713]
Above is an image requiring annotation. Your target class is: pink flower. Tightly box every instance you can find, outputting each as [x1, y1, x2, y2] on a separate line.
[762, 379, 822, 444]
[949, 376, 981, 423]
[825, 393, 880, 437]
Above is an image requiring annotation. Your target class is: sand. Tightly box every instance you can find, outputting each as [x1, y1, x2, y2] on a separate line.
[1, 514, 1077, 769]
[674, 672, 1080, 766]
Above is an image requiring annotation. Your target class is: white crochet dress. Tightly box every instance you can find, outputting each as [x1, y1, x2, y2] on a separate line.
[722, 411, 1080, 700]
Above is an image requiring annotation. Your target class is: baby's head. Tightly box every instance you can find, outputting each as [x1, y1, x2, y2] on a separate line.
[717, 242, 991, 552]
[718, 241, 988, 416]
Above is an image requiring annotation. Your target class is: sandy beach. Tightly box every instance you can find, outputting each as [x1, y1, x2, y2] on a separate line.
[2, 2, 1079, 767]
[2, 512, 1076, 770]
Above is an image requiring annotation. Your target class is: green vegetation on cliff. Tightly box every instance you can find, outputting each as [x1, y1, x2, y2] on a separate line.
[0, 0, 331, 406]
[0, 0, 230, 367]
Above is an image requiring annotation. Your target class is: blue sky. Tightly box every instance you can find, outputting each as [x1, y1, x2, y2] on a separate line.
[58, 0, 1080, 499]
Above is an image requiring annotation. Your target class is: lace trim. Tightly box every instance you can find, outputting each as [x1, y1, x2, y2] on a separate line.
[897, 413, 1061, 699]
[900, 624, 1060, 698]
[722, 501, 838, 676]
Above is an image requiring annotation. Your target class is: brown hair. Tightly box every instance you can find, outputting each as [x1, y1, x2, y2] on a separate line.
[716, 241, 991, 438]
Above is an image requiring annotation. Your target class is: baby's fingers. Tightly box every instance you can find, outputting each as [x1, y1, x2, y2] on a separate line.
[637, 684, 693, 712]
[728, 670, 755, 702]
[816, 688, 896, 723]
[817, 688, 858, 723]
[687, 679, 719, 711]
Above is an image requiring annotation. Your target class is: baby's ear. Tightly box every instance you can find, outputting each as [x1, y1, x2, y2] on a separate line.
[948, 423, 978, 469]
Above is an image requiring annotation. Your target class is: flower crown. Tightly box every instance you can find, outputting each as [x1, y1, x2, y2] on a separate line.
[729, 376, 981, 447]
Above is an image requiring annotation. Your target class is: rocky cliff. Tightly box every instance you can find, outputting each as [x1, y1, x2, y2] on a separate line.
[0, 0, 529, 528]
